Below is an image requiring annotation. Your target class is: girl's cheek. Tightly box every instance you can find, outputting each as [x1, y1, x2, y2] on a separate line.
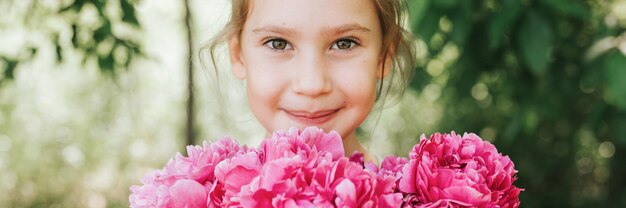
[333, 60, 377, 83]
[248, 70, 285, 97]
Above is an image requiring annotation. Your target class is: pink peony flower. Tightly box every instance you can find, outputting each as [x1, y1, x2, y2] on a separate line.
[130, 128, 522, 208]
[237, 155, 331, 207]
[331, 158, 403, 208]
[379, 156, 409, 178]
[236, 155, 402, 208]
[213, 150, 263, 205]
[398, 132, 523, 208]
[261, 127, 344, 163]
[167, 137, 243, 183]
[169, 179, 208, 207]
[349, 152, 408, 190]
[129, 137, 244, 208]
[237, 129, 401, 208]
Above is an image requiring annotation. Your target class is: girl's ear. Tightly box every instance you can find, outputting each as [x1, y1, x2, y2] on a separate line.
[229, 37, 247, 80]
[377, 50, 393, 79]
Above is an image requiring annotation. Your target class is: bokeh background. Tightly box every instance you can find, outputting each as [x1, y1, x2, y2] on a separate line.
[1, 0, 625, 207]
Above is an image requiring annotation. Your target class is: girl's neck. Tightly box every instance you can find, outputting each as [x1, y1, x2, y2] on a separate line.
[343, 131, 378, 164]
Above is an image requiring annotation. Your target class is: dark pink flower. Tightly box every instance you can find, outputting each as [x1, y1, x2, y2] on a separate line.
[349, 151, 365, 165]
[238, 155, 328, 207]
[243, 128, 401, 207]
[237, 155, 402, 208]
[398, 132, 522, 208]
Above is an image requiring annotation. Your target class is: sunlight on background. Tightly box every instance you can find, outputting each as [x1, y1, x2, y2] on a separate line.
[0, 0, 235, 206]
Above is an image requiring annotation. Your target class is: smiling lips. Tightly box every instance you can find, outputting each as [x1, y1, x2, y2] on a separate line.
[284, 109, 340, 125]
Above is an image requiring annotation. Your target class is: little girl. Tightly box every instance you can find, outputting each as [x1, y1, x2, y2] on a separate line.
[207, 0, 416, 162]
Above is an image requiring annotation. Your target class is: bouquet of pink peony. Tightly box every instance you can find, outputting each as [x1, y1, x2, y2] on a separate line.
[130, 127, 522, 208]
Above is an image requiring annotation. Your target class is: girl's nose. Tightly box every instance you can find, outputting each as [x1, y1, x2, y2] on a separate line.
[291, 51, 332, 97]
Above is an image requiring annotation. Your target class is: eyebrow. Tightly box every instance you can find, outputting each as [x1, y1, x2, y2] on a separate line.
[252, 25, 297, 36]
[252, 23, 371, 36]
[329, 24, 371, 35]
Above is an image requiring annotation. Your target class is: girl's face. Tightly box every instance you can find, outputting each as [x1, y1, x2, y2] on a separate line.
[229, 0, 386, 139]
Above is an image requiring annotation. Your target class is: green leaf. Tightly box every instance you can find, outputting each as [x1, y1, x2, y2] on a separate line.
[93, 20, 112, 42]
[59, 0, 85, 13]
[412, 11, 441, 44]
[503, 112, 522, 144]
[432, 0, 458, 11]
[605, 51, 626, 110]
[98, 54, 115, 73]
[28, 47, 38, 58]
[448, 0, 472, 45]
[1, 57, 18, 80]
[120, 0, 140, 26]
[541, 0, 590, 18]
[55, 44, 63, 63]
[488, 0, 522, 50]
[54, 35, 63, 62]
[408, 0, 430, 25]
[71, 24, 79, 48]
[517, 11, 553, 74]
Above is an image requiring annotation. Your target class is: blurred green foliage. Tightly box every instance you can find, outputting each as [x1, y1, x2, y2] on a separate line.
[0, 0, 148, 207]
[0, 0, 142, 84]
[407, 0, 626, 207]
[57, 0, 143, 73]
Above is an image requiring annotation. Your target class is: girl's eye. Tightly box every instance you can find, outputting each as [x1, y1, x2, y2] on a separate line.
[264, 38, 292, 50]
[331, 39, 358, 50]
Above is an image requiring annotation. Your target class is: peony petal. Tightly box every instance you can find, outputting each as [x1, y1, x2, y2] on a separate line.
[442, 185, 490, 206]
[378, 193, 403, 208]
[398, 159, 418, 193]
[169, 179, 208, 208]
[300, 127, 345, 161]
[214, 152, 262, 196]
[334, 179, 357, 207]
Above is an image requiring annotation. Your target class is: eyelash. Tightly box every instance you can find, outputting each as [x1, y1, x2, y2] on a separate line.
[330, 37, 361, 51]
[262, 37, 362, 52]
[263, 37, 293, 52]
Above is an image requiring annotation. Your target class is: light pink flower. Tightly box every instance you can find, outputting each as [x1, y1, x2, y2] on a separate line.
[379, 156, 409, 179]
[214, 151, 263, 202]
[129, 171, 171, 207]
[332, 158, 403, 208]
[169, 179, 208, 208]
[349, 152, 408, 191]
[129, 137, 243, 208]
[398, 132, 522, 208]
[261, 127, 344, 163]
[166, 137, 242, 183]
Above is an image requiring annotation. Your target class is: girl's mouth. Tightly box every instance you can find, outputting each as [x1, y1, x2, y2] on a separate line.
[282, 109, 340, 126]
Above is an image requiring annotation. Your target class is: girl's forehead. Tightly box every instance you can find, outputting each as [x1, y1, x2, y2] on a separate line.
[251, 23, 373, 39]
[244, 0, 380, 34]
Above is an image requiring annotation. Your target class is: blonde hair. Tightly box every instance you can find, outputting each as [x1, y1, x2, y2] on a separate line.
[202, 0, 416, 103]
